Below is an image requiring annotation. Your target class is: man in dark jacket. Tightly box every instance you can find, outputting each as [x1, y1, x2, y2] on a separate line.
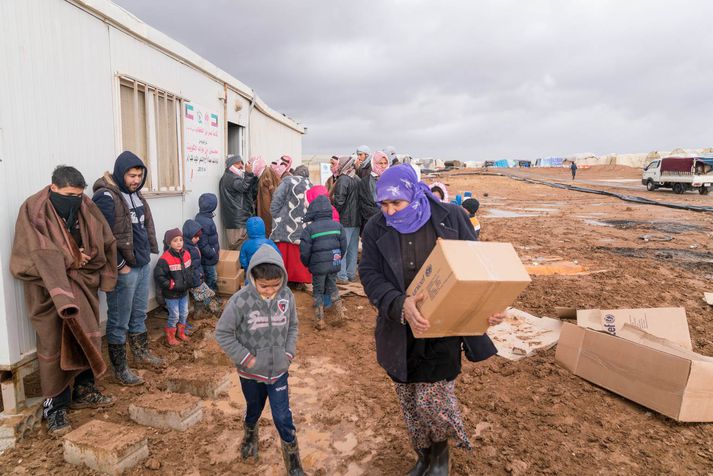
[219, 155, 257, 251]
[93, 151, 163, 386]
[300, 195, 348, 329]
[195, 193, 220, 291]
[332, 156, 361, 283]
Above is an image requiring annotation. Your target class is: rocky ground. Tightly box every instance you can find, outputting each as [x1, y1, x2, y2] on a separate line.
[2, 165, 713, 475]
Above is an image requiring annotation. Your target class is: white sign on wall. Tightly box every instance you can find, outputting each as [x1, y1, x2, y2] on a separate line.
[183, 102, 221, 179]
[320, 162, 332, 185]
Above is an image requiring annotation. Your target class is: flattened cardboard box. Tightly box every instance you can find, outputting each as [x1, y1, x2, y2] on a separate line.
[556, 322, 713, 422]
[576, 307, 691, 350]
[407, 240, 530, 338]
[216, 250, 240, 277]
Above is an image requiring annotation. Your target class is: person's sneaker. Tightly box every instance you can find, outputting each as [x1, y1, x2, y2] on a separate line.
[348, 276, 359, 283]
[46, 408, 72, 436]
[70, 383, 116, 410]
[336, 278, 349, 285]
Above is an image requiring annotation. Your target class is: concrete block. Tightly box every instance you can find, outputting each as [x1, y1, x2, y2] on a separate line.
[129, 392, 203, 431]
[164, 365, 232, 399]
[63, 420, 148, 475]
[0, 397, 42, 453]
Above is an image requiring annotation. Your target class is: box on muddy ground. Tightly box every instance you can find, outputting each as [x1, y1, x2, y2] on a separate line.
[406, 240, 530, 338]
[557, 308, 713, 422]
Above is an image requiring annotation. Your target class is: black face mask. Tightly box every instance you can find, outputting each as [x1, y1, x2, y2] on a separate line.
[49, 191, 83, 231]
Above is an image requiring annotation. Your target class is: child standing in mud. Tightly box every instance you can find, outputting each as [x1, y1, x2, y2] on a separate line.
[215, 245, 305, 475]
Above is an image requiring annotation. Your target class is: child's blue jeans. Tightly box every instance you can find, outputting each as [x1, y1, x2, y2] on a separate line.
[166, 295, 189, 328]
[240, 372, 296, 443]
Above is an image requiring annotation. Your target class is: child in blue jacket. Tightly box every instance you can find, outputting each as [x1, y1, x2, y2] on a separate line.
[239, 216, 279, 270]
[195, 193, 220, 291]
[183, 219, 218, 316]
[299, 195, 347, 330]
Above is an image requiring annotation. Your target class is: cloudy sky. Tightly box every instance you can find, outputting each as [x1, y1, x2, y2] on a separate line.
[113, 0, 713, 161]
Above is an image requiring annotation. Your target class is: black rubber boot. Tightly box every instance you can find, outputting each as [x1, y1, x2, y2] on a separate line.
[408, 447, 432, 476]
[241, 422, 259, 461]
[128, 332, 165, 369]
[107, 343, 144, 386]
[425, 441, 449, 476]
[46, 407, 71, 436]
[281, 438, 306, 476]
[70, 382, 116, 410]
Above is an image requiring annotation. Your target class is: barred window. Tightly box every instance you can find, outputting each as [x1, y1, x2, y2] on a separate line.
[118, 76, 183, 193]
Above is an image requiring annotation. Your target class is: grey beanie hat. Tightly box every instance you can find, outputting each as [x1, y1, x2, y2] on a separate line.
[225, 154, 243, 168]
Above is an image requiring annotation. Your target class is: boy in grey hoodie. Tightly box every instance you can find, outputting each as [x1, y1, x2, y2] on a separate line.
[215, 245, 305, 475]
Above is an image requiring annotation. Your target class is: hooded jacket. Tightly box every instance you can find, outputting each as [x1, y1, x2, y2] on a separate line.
[306, 185, 339, 222]
[154, 234, 194, 300]
[215, 245, 299, 384]
[92, 151, 158, 269]
[195, 193, 220, 266]
[269, 174, 311, 244]
[300, 196, 347, 276]
[182, 219, 203, 287]
[239, 216, 279, 270]
[219, 156, 257, 229]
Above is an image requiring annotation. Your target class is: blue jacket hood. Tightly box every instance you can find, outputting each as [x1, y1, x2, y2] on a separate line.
[246, 216, 267, 239]
[199, 193, 218, 213]
[112, 151, 147, 193]
[182, 219, 203, 241]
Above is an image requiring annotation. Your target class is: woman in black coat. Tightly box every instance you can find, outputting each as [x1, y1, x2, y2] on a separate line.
[359, 164, 504, 476]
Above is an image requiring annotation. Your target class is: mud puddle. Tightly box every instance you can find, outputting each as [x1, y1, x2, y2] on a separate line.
[583, 219, 703, 234]
[595, 247, 713, 272]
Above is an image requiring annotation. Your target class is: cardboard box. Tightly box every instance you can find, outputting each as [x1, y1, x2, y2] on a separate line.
[406, 240, 531, 338]
[216, 250, 240, 277]
[576, 307, 691, 350]
[217, 269, 244, 296]
[556, 321, 713, 422]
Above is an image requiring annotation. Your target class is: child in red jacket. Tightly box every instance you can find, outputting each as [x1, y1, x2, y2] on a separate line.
[154, 228, 194, 346]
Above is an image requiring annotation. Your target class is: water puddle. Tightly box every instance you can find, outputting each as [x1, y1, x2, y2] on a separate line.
[583, 219, 615, 227]
[582, 219, 703, 234]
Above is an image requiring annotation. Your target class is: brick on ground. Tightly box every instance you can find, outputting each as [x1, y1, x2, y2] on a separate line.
[164, 364, 232, 399]
[63, 419, 148, 475]
[129, 392, 203, 431]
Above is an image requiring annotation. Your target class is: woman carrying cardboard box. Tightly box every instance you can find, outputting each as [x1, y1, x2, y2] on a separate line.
[359, 164, 504, 476]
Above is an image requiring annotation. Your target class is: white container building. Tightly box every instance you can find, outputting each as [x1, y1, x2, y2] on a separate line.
[0, 0, 304, 407]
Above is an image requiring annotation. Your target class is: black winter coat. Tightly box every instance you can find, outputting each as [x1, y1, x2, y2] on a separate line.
[358, 174, 380, 226]
[219, 170, 257, 229]
[195, 193, 220, 266]
[299, 196, 348, 275]
[182, 219, 203, 287]
[333, 174, 361, 228]
[154, 248, 194, 299]
[359, 196, 497, 382]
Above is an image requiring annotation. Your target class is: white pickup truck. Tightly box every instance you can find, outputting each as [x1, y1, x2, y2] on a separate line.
[642, 157, 713, 195]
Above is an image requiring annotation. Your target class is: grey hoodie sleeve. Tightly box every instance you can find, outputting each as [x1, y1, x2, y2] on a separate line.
[285, 295, 299, 360]
[269, 180, 290, 218]
[215, 297, 253, 366]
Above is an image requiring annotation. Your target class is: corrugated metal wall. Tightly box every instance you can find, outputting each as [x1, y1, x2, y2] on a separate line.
[0, 0, 304, 367]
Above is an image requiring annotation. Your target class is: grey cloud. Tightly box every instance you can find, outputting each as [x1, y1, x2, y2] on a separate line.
[114, 0, 713, 160]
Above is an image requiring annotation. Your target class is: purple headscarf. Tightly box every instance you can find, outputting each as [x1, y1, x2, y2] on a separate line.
[376, 164, 432, 234]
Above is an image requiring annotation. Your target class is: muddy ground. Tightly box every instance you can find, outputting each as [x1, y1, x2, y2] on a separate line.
[2, 165, 713, 475]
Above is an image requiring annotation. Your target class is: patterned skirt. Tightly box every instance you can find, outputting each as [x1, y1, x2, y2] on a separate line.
[394, 380, 472, 450]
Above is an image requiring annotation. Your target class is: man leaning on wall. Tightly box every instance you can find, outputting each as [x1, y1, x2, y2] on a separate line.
[92, 151, 164, 387]
[11, 166, 117, 436]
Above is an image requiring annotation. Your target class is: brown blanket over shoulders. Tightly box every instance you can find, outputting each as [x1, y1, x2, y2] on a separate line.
[10, 186, 117, 397]
[257, 167, 282, 234]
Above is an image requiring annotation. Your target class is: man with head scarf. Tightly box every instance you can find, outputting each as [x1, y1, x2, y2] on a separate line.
[355, 145, 372, 179]
[359, 164, 505, 475]
[384, 146, 398, 165]
[332, 156, 361, 282]
[272, 155, 293, 179]
[12, 166, 117, 435]
[358, 150, 390, 232]
[256, 158, 283, 236]
[219, 154, 258, 252]
[325, 155, 340, 197]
